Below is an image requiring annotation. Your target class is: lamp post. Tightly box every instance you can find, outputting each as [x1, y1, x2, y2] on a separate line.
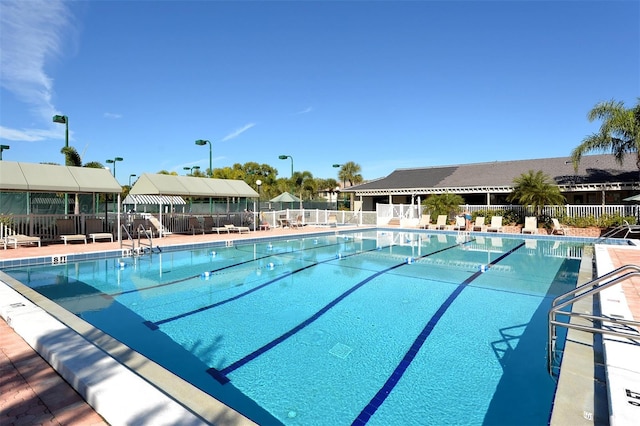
[183, 166, 200, 175]
[53, 115, 69, 213]
[0, 144, 9, 160]
[278, 154, 293, 177]
[333, 163, 347, 208]
[195, 140, 212, 212]
[256, 179, 262, 229]
[195, 140, 212, 177]
[128, 174, 137, 187]
[105, 157, 124, 179]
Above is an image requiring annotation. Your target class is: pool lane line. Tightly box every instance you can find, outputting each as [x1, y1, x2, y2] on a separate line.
[351, 241, 525, 426]
[113, 240, 341, 297]
[208, 241, 468, 385]
[143, 244, 391, 331]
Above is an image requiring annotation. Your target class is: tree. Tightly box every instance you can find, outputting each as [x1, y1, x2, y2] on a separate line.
[61, 146, 106, 214]
[507, 170, 565, 216]
[572, 98, 640, 171]
[422, 193, 464, 218]
[337, 161, 364, 187]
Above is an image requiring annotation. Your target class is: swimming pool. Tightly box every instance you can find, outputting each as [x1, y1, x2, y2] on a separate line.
[2, 230, 586, 425]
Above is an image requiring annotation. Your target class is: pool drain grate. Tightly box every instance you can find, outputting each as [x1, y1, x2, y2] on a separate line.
[329, 342, 353, 359]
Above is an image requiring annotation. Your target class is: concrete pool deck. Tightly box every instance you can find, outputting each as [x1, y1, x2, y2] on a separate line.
[1, 226, 639, 425]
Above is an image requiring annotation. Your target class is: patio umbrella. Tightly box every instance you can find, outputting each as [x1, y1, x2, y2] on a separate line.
[623, 194, 640, 202]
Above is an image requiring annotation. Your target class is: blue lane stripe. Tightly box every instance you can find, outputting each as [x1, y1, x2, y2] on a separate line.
[116, 241, 339, 297]
[212, 242, 465, 383]
[351, 241, 525, 425]
[145, 244, 387, 329]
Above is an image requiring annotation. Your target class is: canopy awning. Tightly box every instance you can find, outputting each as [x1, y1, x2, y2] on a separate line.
[122, 194, 187, 205]
[0, 161, 122, 193]
[129, 173, 259, 198]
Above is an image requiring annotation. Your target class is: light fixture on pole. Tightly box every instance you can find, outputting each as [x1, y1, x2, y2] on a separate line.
[128, 174, 137, 187]
[53, 115, 69, 214]
[278, 154, 293, 177]
[333, 163, 347, 208]
[195, 140, 213, 213]
[183, 166, 201, 175]
[256, 179, 262, 230]
[195, 140, 212, 177]
[0, 144, 9, 160]
[105, 157, 124, 179]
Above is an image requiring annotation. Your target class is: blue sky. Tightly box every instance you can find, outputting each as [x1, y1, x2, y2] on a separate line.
[1, 0, 638, 184]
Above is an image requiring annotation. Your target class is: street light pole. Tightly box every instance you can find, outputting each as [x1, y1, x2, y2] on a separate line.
[183, 166, 200, 175]
[278, 154, 293, 177]
[129, 174, 137, 187]
[105, 157, 124, 179]
[0, 145, 9, 160]
[195, 140, 213, 213]
[333, 163, 347, 208]
[256, 179, 262, 230]
[53, 115, 69, 214]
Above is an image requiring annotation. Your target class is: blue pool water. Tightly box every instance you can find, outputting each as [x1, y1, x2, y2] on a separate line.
[3, 230, 585, 425]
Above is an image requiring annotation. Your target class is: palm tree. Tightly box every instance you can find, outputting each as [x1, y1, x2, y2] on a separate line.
[422, 193, 464, 218]
[337, 161, 364, 187]
[571, 98, 640, 171]
[507, 170, 565, 217]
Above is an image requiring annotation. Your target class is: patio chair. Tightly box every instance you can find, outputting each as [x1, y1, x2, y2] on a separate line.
[203, 215, 229, 234]
[623, 220, 640, 239]
[56, 218, 87, 244]
[224, 224, 250, 234]
[188, 216, 206, 235]
[428, 215, 447, 230]
[486, 216, 503, 233]
[327, 214, 338, 227]
[131, 218, 153, 238]
[521, 216, 538, 234]
[472, 216, 485, 232]
[417, 215, 431, 229]
[452, 216, 466, 231]
[85, 218, 113, 243]
[3, 232, 41, 249]
[551, 218, 568, 235]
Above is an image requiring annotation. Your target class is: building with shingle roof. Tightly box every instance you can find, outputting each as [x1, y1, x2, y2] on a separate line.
[345, 154, 639, 211]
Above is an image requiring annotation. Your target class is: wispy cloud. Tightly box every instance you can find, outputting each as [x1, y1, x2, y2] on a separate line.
[104, 112, 123, 119]
[221, 123, 256, 142]
[0, 0, 74, 141]
[293, 106, 313, 115]
[0, 126, 58, 142]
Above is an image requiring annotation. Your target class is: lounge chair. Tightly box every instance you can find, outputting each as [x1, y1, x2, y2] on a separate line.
[3, 233, 41, 249]
[188, 216, 207, 235]
[551, 218, 568, 235]
[327, 214, 338, 227]
[417, 215, 431, 229]
[224, 224, 250, 234]
[472, 216, 485, 232]
[486, 216, 503, 233]
[131, 218, 153, 238]
[452, 216, 466, 231]
[203, 215, 229, 234]
[85, 218, 113, 243]
[521, 216, 538, 234]
[259, 220, 271, 231]
[623, 220, 640, 239]
[147, 215, 168, 236]
[429, 215, 447, 230]
[56, 218, 87, 244]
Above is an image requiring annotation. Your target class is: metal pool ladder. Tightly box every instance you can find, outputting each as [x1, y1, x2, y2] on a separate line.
[547, 264, 640, 376]
[120, 224, 153, 255]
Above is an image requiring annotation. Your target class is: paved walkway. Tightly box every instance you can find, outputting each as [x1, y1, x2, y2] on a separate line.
[1, 227, 638, 425]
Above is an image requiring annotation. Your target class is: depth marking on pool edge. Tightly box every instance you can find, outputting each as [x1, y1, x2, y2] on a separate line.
[351, 241, 525, 426]
[208, 240, 467, 384]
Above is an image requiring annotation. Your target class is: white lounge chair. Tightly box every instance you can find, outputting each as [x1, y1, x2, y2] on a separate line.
[472, 216, 485, 232]
[429, 215, 447, 230]
[224, 224, 250, 234]
[623, 220, 640, 239]
[452, 216, 466, 231]
[4, 234, 41, 249]
[487, 216, 503, 233]
[551, 218, 568, 235]
[521, 216, 537, 234]
[417, 215, 431, 229]
[57, 219, 87, 244]
[85, 218, 113, 243]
